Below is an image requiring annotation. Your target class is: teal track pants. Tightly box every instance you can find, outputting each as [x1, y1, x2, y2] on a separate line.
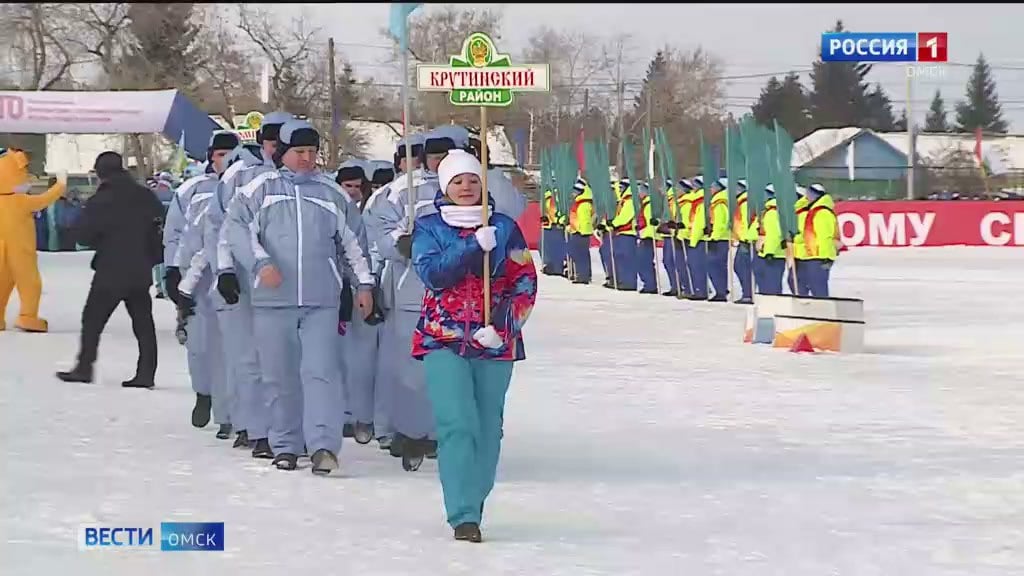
[423, 348, 514, 528]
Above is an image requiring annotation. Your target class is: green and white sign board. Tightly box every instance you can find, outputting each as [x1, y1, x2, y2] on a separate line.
[416, 32, 550, 107]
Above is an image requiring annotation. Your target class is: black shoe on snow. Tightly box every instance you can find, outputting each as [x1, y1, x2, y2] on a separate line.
[216, 423, 232, 439]
[353, 422, 374, 445]
[453, 523, 482, 543]
[191, 394, 212, 428]
[57, 366, 93, 383]
[377, 435, 393, 451]
[401, 437, 431, 472]
[310, 449, 339, 475]
[251, 438, 273, 459]
[736, 297, 754, 305]
[342, 423, 354, 438]
[389, 433, 407, 458]
[272, 453, 297, 471]
[233, 430, 250, 449]
[121, 376, 154, 389]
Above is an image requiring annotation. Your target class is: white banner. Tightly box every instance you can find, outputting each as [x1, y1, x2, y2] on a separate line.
[0, 90, 177, 134]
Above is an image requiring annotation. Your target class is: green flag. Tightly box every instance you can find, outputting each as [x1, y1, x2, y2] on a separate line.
[585, 140, 615, 222]
[726, 123, 746, 229]
[621, 139, 644, 229]
[699, 129, 719, 228]
[740, 118, 767, 222]
[771, 120, 799, 239]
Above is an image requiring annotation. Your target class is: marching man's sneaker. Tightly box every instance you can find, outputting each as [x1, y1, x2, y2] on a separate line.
[191, 394, 212, 428]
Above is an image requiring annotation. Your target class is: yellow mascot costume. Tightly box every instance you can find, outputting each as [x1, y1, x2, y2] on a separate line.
[0, 149, 66, 332]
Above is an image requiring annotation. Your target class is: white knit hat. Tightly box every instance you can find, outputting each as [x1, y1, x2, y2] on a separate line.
[437, 149, 482, 195]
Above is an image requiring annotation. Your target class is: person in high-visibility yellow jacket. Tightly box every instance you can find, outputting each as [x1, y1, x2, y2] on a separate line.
[597, 179, 619, 282]
[787, 187, 812, 295]
[656, 179, 685, 296]
[598, 178, 638, 290]
[635, 184, 659, 294]
[731, 179, 755, 304]
[683, 175, 711, 299]
[793, 182, 838, 297]
[750, 184, 786, 295]
[540, 182, 568, 276]
[704, 177, 732, 301]
[567, 177, 594, 284]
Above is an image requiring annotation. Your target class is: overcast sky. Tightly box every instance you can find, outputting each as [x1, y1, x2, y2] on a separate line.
[283, 3, 1024, 131]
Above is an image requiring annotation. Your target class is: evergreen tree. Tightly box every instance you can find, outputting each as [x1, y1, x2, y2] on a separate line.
[955, 53, 1008, 133]
[125, 4, 203, 93]
[924, 90, 950, 132]
[752, 72, 811, 138]
[808, 20, 874, 128]
[894, 108, 908, 131]
[863, 82, 896, 131]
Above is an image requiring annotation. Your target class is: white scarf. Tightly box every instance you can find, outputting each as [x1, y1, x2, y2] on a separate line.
[439, 204, 484, 229]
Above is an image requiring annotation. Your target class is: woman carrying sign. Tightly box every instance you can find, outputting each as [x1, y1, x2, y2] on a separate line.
[410, 150, 537, 543]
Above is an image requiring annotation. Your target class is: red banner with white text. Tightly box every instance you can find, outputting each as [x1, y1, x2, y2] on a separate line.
[515, 201, 1024, 249]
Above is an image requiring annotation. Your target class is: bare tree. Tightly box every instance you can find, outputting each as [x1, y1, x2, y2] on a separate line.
[65, 3, 131, 86]
[236, 6, 367, 162]
[193, 5, 261, 123]
[0, 3, 81, 89]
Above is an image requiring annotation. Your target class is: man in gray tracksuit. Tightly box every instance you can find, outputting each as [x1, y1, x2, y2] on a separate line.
[363, 134, 424, 452]
[223, 120, 375, 475]
[203, 111, 293, 459]
[165, 131, 238, 433]
[364, 146, 440, 471]
[334, 159, 384, 445]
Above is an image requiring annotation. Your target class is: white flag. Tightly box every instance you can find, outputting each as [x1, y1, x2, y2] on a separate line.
[260, 61, 270, 105]
[845, 139, 855, 181]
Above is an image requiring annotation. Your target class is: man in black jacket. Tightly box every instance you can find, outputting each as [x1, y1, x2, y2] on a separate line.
[57, 152, 165, 388]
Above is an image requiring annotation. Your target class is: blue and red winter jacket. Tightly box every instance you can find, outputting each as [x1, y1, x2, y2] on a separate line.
[410, 191, 538, 361]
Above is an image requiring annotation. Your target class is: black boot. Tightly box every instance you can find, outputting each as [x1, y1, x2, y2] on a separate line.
[342, 423, 354, 438]
[216, 423, 232, 440]
[353, 422, 374, 445]
[272, 453, 297, 471]
[57, 365, 93, 383]
[311, 449, 339, 475]
[232, 430, 250, 449]
[251, 438, 273, 459]
[453, 523, 482, 543]
[191, 394, 212, 428]
[122, 376, 154, 389]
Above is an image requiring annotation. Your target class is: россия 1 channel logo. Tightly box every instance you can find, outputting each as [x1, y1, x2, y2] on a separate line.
[78, 522, 224, 551]
[821, 32, 948, 63]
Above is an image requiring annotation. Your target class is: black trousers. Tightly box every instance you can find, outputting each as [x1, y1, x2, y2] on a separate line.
[77, 280, 158, 381]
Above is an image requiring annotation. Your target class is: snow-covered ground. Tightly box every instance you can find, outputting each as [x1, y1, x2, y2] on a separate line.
[2, 247, 1022, 575]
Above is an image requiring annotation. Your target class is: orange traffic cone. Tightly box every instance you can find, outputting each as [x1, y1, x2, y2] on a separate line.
[789, 333, 815, 353]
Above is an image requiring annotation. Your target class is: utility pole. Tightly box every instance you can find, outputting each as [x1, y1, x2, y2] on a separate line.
[906, 67, 915, 200]
[616, 80, 625, 177]
[328, 37, 338, 166]
[644, 87, 653, 181]
[528, 109, 535, 167]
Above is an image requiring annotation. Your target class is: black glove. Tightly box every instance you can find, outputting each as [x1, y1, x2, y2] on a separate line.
[396, 234, 413, 259]
[541, 216, 550, 226]
[664, 221, 679, 230]
[363, 284, 387, 326]
[176, 293, 196, 319]
[650, 218, 661, 227]
[596, 222, 608, 232]
[656, 223, 673, 235]
[339, 278, 354, 323]
[217, 272, 240, 305]
[164, 267, 182, 305]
